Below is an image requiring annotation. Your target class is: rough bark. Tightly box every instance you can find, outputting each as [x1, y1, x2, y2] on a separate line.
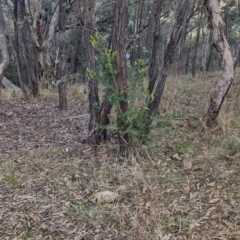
[203, 0, 234, 126]
[84, 0, 100, 143]
[96, 98, 112, 144]
[112, 0, 128, 149]
[70, 26, 82, 75]
[0, 1, 9, 86]
[148, 0, 190, 118]
[200, 24, 210, 73]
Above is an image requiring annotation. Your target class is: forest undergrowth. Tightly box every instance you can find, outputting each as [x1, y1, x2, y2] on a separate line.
[1, 70, 240, 239]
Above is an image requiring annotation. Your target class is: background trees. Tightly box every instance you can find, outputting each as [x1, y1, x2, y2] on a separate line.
[1, 0, 240, 146]
[0, 1, 9, 86]
[2, 2, 240, 239]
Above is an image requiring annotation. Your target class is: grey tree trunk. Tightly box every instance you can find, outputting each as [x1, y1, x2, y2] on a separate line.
[203, 0, 234, 126]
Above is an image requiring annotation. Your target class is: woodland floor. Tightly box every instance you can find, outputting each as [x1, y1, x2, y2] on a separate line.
[1, 71, 240, 240]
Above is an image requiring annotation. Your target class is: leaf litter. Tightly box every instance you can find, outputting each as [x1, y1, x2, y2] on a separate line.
[1, 79, 240, 239]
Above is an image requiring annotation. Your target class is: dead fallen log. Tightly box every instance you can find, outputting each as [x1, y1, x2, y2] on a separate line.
[2, 77, 21, 92]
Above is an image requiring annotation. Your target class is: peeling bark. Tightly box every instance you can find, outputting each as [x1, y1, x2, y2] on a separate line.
[32, 0, 59, 83]
[203, 0, 234, 126]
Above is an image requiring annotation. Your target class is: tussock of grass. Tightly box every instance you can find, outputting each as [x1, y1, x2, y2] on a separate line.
[0, 69, 240, 239]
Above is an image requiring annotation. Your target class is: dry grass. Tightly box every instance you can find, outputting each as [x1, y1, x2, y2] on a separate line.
[1, 69, 240, 239]
[0, 88, 23, 100]
[39, 83, 88, 101]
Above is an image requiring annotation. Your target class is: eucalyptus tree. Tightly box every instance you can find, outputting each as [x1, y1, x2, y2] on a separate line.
[148, 0, 163, 94]
[203, 0, 234, 126]
[148, 0, 190, 117]
[13, 0, 39, 97]
[84, 0, 100, 143]
[32, 0, 59, 84]
[112, 0, 128, 149]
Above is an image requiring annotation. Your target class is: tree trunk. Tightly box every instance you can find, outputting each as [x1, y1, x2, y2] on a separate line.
[200, 24, 210, 73]
[135, 0, 145, 61]
[176, 9, 188, 75]
[96, 97, 112, 144]
[56, 0, 67, 110]
[224, 0, 234, 41]
[70, 26, 82, 75]
[129, 3, 138, 67]
[192, 6, 203, 77]
[0, 2, 9, 87]
[32, 0, 59, 85]
[206, 39, 214, 71]
[234, 45, 240, 70]
[148, 0, 163, 94]
[84, 0, 100, 143]
[166, 0, 178, 45]
[185, 47, 191, 74]
[203, 0, 234, 126]
[14, 0, 39, 97]
[148, 0, 190, 118]
[112, 0, 128, 150]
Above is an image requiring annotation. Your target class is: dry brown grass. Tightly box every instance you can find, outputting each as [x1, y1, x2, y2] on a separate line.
[39, 83, 88, 101]
[1, 69, 240, 239]
[0, 88, 23, 100]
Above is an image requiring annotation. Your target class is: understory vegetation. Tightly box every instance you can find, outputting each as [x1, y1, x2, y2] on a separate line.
[1, 69, 240, 239]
